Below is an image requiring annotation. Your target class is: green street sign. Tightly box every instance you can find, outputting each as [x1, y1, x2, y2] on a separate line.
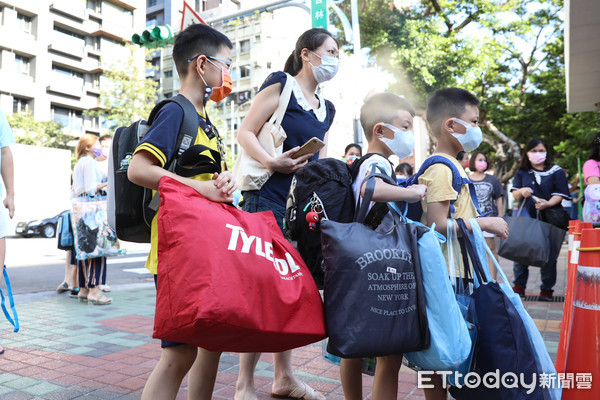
[311, 0, 327, 29]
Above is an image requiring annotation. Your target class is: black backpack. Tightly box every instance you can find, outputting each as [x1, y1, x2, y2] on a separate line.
[107, 94, 221, 243]
[284, 154, 396, 288]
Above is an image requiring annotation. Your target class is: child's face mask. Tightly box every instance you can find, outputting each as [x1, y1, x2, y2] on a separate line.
[380, 123, 414, 159]
[451, 118, 482, 152]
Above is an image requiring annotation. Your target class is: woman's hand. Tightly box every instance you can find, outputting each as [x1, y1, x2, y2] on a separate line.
[266, 147, 313, 174]
[519, 187, 533, 198]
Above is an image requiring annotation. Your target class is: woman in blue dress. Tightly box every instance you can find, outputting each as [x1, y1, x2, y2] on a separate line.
[235, 28, 338, 400]
[511, 138, 570, 301]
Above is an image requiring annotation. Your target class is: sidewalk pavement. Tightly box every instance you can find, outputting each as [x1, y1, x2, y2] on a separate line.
[0, 245, 569, 399]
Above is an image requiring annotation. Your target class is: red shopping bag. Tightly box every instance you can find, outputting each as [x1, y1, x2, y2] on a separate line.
[153, 176, 326, 352]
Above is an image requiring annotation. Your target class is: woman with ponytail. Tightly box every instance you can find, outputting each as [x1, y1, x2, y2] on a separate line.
[235, 28, 338, 400]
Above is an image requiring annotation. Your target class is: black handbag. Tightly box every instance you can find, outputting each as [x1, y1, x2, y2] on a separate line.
[498, 200, 565, 267]
[528, 171, 570, 230]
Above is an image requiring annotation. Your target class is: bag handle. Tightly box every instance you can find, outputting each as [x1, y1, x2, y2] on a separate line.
[269, 73, 294, 128]
[455, 218, 489, 287]
[0, 266, 19, 333]
[468, 218, 511, 286]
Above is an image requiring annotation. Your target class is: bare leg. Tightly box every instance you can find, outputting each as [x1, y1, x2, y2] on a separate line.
[485, 236, 499, 281]
[271, 350, 325, 399]
[372, 354, 402, 400]
[234, 352, 261, 400]
[423, 378, 448, 400]
[142, 344, 198, 400]
[340, 358, 363, 400]
[187, 347, 222, 400]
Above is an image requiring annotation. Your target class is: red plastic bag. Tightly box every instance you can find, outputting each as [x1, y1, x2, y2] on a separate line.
[153, 176, 326, 352]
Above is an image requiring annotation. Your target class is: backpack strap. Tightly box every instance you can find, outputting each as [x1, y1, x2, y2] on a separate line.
[410, 155, 481, 217]
[0, 266, 19, 333]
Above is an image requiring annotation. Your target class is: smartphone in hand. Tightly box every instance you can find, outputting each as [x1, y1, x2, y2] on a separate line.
[291, 137, 325, 159]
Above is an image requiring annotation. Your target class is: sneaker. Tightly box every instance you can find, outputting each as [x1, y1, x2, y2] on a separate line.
[512, 284, 526, 297]
[539, 290, 553, 302]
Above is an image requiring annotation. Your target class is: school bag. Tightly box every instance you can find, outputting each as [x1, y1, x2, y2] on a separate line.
[399, 155, 481, 221]
[284, 154, 396, 288]
[583, 183, 600, 225]
[107, 94, 220, 243]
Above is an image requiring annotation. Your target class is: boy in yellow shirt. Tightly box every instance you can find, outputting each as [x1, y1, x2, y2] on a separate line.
[419, 87, 508, 400]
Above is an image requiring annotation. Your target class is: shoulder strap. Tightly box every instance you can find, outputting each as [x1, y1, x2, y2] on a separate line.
[0, 266, 19, 333]
[269, 73, 294, 127]
[354, 162, 397, 223]
[528, 170, 548, 198]
[411, 155, 481, 217]
[147, 94, 199, 165]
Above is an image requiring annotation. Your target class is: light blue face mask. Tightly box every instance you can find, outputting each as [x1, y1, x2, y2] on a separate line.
[451, 118, 482, 152]
[380, 123, 414, 159]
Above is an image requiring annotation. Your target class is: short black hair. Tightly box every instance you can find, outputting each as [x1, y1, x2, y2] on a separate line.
[99, 134, 112, 143]
[173, 23, 233, 78]
[360, 93, 416, 142]
[395, 163, 413, 176]
[426, 87, 480, 138]
[344, 143, 362, 157]
[518, 138, 552, 170]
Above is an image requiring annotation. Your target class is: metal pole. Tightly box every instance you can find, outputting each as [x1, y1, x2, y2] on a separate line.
[350, 0, 360, 52]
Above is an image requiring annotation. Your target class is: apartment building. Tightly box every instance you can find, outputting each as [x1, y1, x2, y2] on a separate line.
[0, 0, 145, 135]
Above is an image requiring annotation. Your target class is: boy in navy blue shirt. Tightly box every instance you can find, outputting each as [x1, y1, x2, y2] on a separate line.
[128, 23, 236, 400]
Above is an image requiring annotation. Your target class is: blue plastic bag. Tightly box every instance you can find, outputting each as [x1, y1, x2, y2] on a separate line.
[390, 205, 471, 371]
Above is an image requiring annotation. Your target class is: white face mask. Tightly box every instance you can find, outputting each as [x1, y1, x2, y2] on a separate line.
[379, 123, 414, 159]
[309, 51, 339, 83]
[450, 118, 483, 152]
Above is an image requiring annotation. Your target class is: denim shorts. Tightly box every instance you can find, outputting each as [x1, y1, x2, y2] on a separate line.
[241, 191, 286, 234]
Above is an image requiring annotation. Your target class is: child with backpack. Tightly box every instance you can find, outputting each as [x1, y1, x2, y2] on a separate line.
[341, 92, 427, 400]
[419, 88, 508, 400]
[127, 24, 236, 400]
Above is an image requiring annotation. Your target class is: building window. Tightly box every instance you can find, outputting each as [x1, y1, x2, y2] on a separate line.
[164, 92, 172, 98]
[267, 62, 272, 69]
[147, 0, 158, 7]
[86, 0, 101, 13]
[239, 39, 250, 54]
[54, 25, 85, 39]
[146, 11, 164, 27]
[52, 106, 83, 131]
[53, 65, 83, 79]
[240, 65, 251, 78]
[255, 35, 260, 42]
[17, 13, 32, 34]
[164, 70, 172, 78]
[13, 97, 29, 114]
[15, 55, 31, 75]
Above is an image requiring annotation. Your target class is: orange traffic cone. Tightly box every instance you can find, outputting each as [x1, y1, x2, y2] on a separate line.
[562, 228, 600, 399]
[556, 221, 592, 372]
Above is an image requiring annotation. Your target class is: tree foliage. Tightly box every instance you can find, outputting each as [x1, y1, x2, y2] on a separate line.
[86, 45, 159, 130]
[335, 0, 598, 182]
[8, 112, 73, 150]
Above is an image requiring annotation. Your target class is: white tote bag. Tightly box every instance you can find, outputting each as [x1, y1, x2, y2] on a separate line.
[233, 73, 294, 191]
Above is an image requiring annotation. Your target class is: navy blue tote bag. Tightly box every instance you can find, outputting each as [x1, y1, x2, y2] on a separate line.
[449, 219, 544, 400]
[321, 204, 429, 358]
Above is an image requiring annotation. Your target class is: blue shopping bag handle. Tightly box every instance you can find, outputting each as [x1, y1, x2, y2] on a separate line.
[0, 265, 19, 333]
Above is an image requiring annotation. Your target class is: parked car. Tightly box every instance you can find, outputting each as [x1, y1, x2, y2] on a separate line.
[15, 210, 69, 238]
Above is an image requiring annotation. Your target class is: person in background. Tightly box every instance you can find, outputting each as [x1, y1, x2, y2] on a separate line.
[456, 150, 470, 171]
[395, 162, 413, 180]
[568, 176, 582, 220]
[72, 134, 111, 306]
[511, 138, 570, 301]
[0, 108, 15, 356]
[582, 131, 600, 185]
[468, 151, 504, 280]
[96, 134, 112, 292]
[342, 143, 362, 165]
